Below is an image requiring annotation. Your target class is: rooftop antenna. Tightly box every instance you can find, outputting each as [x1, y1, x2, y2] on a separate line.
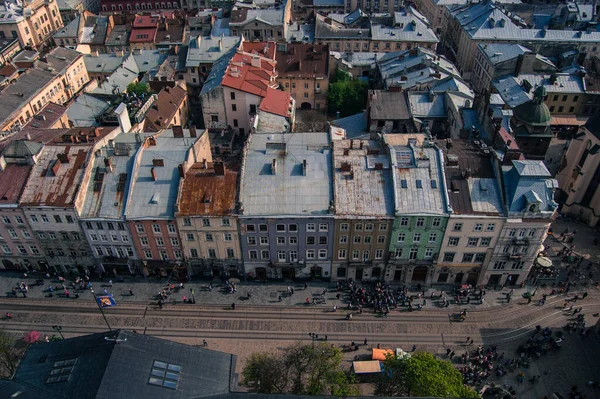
[104, 337, 127, 344]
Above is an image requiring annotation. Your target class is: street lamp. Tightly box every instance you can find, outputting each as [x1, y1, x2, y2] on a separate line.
[90, 288, 112, 331]
[52, 325, 64, 339]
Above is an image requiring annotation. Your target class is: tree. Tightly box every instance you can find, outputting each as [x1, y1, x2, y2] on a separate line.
[0, 331, 23, 378]
[375, 352, 479, 398]
[242, 342, 358, 396]
[327, 68, 368, 118]
[126, 82, 148, 96]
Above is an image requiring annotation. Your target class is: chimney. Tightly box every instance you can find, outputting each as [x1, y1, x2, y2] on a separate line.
[172, 125, 184, 138]
[148, 136, 157, 146]
[251, 56, 261, 68]
[189, 126, 197, 137]
[302, 160, 307, 176]
[57, 153, 71, 164]
[203, 158, 208, 169]
[178, 164, 185, 178]
[114, 102, 131, 134]
[272, 159, 277, 175]
[214, 161, 226, 176]
[359, 141, 364, 149]
[151, 167, 157, 181]
[152, 158, 164, 167]
[104, 157, 113, 172]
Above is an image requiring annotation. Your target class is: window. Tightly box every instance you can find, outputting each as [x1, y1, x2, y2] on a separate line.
[340, 223, 349, 231]
[352, 250, 360, 260]
[377, 235, 385, 244]
[428, 233, 437, 243]
[277, 236, 286, 245]
[54, 215, 62, 223]
[231, 104, 237, 112]
[222, 218, 231, 227]
[1, 244, 10, 254]
[503, 245, 510, 253]
[379, 223, 387, 231]
[289, 250, 298, 261]
[306, 223, 315, 232]
[394, 248, 402, 258]
[486, 223, 495, 232]
[319, 236, 327, 245]
[493, 261, 506, 270]
[432, 218, 441, 227]
[416, 218, 425, 227]
[62, 233, 70, 241]
[400, 217, 409, 226]
[365, 223, 373, 232]
[15, 216, 23, 224]
[409, 248, 418, 260]
[246, 224, 255, 232]
[22, 230, 31, 239]
[30, 245, 40, 255]
[41, 215, 49, 223]
[276, 224, 285, 232]
[339, 235, 348, 244]
[508, 229, 516, 237]
[148, 360, 181, 389]
[375, 249, 383, 259]
[462, 253, 474, 262]
[250, 104, 257, 114]
[453, 223, 463, 231]
[443, 252, 455, 262]
[448, 237, 459, 246]
[353, 236, 361, 244]
[90, 234, 98, 241]
[289, 237, 297, 245]
[413, 233, 421, 243]
[364, 236, 372, 244]
[355, 223, 363, 231]
[362, 250, 369, 261]
[480, 237, 491, 246]
[338, 249, 347, 259]
[260, 236, 268, 245]
[259, 224, 267, 232]
[318, 249, 327, 259]
[167, 224, 176, 234]
[512, 261, 525, 270]
[224, 233, 232, 242]
[306, 236, 315, 245]
[278, 250, 286, 262]
[183, 218, 192, 226]
[288, 224, 298, 232]
[156, 237, 165, 246]
[518, 229, 526, 237]
[136, 224, 145, 233]
[96, 222, 103, 229]
[306, 249, 315, 259]
[249, 250, 258, 260]
[202, 218, 210, 227]
[107, 222, 114, 230]
[186, 233, 194, 241]
[31, 215, 38, 223]
[171, 237, 179, 246]
[226, 248, 235, 259]
[467, 238, 479, 247]
[111, 234, 119, 242]
[474, 223, 483, 232]
[48, 232, 56, 240]
[528, 229, 536, 237]
[206, 233, 214, 242]
[397, 233, 405, 243]
[424, 248, 433, 259]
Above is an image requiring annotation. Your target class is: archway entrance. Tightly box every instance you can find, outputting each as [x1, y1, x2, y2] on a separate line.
[301, 102, 312, 110]
[411, 266, 428, 282]
[256, 267, 267, 280]
[282, 267, 296, 280]
[1, 259, 15, 270]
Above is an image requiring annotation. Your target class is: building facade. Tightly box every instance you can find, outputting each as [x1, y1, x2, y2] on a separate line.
[0, 0, 63, 50]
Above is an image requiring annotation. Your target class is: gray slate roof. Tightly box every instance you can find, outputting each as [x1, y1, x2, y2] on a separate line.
[503, 160, 558, 214]
[186, 36, 240, 67]
[240, 132, 333, 216]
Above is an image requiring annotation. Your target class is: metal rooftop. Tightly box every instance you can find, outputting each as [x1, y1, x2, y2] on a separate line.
[240, 132, 333, 216]
[333, 140, 394, 217]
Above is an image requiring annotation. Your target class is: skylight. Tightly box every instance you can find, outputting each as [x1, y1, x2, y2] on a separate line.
[46, 359, 77, 384]
[148, 360, 181, 389]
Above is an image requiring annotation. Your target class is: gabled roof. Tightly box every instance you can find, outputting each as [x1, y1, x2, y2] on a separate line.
[221, 50, 277, 98]
[503, 160, 557, 214]
[259, 88, 293, 117]
[23, 103, 67, 130]
[513, 160, 551, 177]
[2, 140, 43, 159]
[144, 85, 187, 131]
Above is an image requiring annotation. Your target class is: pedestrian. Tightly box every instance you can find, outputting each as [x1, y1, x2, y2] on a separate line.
[231, 302, 236, 310]
[364, 338, 368, 346]
[469, 339, 474, 345]
[129, 288, 134, 296]
[158, 299, 163, 309]
[333, 305, 337, 312]
[109, 280, 113, 287]
[304, 282, 308, 289]
[446, 348, 452, 356]
[325, 335, 327, 341]
[466, 336, 471, 342]
[412, 345, 416, 352]
[450, 351, 455, 359]
[291, 287, 294, 295]
[279, 295, 282, 302]
[103, 288, 108, 295]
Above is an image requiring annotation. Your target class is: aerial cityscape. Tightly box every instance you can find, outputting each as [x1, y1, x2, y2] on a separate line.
[0, 0, 598, 397]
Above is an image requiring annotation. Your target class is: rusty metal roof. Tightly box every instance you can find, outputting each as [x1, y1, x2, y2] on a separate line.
[177, 163, 238, 216]
[0, 164, 31, 204]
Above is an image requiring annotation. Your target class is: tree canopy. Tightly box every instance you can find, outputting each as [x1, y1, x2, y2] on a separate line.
[242, 342, 358, 396]
[327, 69, 368, 118]
[0, 330, 23, 378]
[375, 352, 480, 398]
[126, 82, 148, 96]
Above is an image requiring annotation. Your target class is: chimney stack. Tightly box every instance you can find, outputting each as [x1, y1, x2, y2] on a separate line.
[114, 102, 131, 134]
[57, 153, 71, 164]
[272, 159, 277, 175]
[189, 126, 197, 137]
[214, 161, 226, 176]
[203, 158, 208, 169]
[302, 160, 307, 176]
[178, 164, 185, 179]
[151, 167, 157, 181]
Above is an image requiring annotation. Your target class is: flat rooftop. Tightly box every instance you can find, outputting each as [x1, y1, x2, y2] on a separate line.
[240, 132, 333, 216]
[333, 139, 394, 217]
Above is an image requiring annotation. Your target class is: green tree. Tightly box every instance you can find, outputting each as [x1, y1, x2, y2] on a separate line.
[0, 331, 23, 378]
[375, 352, 479, 398]
[327, 68, 368, 117]
[242, 342, 358, 396]
[126, 82, 148, 96]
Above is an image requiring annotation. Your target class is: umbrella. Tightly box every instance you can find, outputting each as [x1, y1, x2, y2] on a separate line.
[536, 257, 552, 268]
[23, 330, 40, 344]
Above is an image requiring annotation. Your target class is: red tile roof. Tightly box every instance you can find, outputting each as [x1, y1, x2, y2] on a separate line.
[221, 51, 277, 97]
[498, 127, 520, 150]
[240, 41, 277, 61]
[23, 103, 67, 130]
[0, 164, 31, 204]
[130, 28, 157, 43]
[133, 15, 159, 28]
[259, 88, 292, 117]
